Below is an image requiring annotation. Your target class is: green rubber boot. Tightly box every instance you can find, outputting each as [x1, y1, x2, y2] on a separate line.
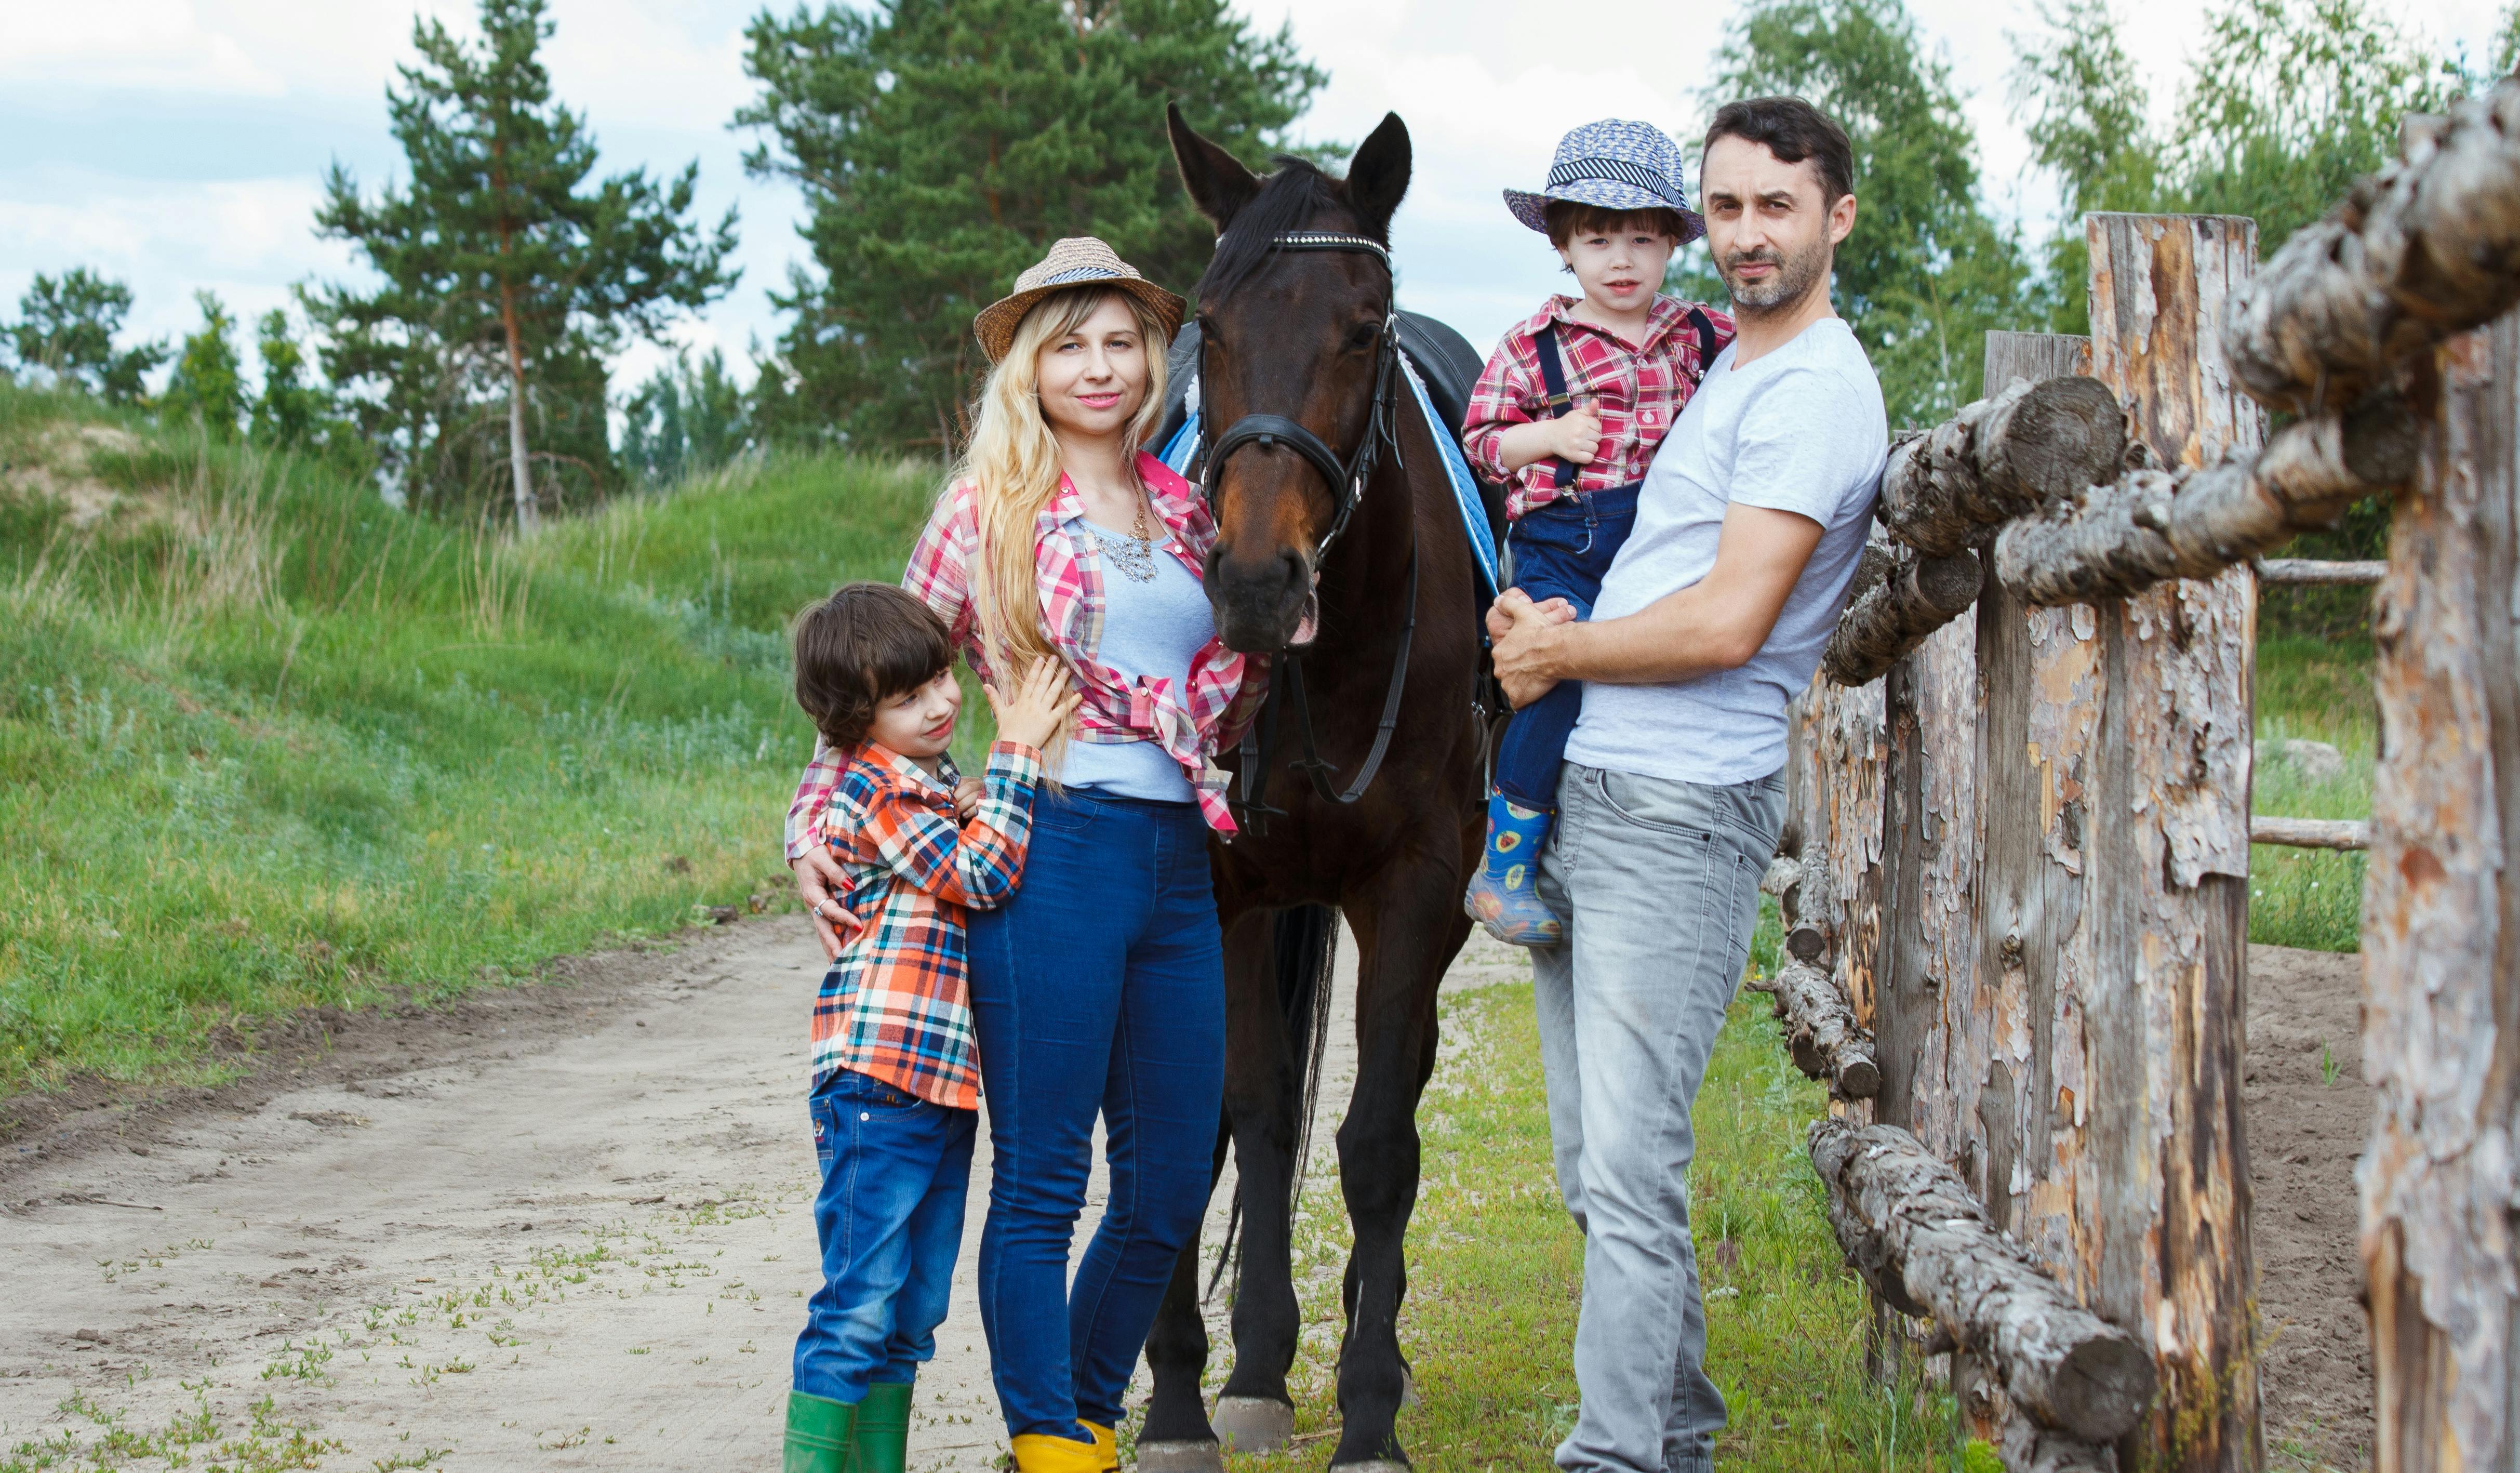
[784, 1390, 857, 1473]
[854, 1380, 914, 1473]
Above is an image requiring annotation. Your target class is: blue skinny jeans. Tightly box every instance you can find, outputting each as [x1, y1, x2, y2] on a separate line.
[964, 787, 1226, 1438]
[1494, 483, 1642, 811]
[792, 1067, 977, 1403]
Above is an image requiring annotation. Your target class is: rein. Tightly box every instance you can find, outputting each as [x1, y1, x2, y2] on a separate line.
[1199, 231, 1418, 827]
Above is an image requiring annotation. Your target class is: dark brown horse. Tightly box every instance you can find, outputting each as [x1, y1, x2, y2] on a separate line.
[1137, 109, 1489, 1472]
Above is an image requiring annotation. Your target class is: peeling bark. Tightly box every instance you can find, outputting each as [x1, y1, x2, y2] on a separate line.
[2254, 557, 2385, 586]
[2003, 1416, 2122, 1473]
[2226, 77, 2520, 417]
[1809, 1119, 2158, 1443]
[2361, 314, 2520, 1472]
[1993, 394, 2417, 607]
[1879, 375, 2128, 557]
[1822, 548, 1983, 686]
[1749, 960, 1881, 1099]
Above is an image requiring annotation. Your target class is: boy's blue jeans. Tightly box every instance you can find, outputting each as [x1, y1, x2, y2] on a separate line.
[792, 1066, 977, 1403]
[964, 789, 1225, 1439]
[1494, 483, 1642, 810]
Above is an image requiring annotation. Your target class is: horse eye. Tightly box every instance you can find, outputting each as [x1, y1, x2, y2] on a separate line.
[1346, 323, 1380, 351]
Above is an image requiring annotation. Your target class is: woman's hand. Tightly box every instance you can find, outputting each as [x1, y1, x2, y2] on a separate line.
[792, 846, 864, 960]
[985, 657, 1083, 751]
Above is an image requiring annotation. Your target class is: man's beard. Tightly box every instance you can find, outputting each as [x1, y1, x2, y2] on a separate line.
[1718, 235, 1831, 316]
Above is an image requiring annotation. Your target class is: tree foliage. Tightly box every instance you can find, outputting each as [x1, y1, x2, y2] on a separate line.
[311, 0, 737, 522]
[619, 348, 751, 487]
[737, 0, 1327, 452]
[159, 291, 246, 436]
[4, 268, 168, 403]
[1695, 0, 2036, 427]
[250, 306, 348, 454]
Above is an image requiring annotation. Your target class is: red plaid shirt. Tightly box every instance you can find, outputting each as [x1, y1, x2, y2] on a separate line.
[785, 452, 1259, 848]
[809, 739, 1041, 1108]
[1461, 294, 1735, 521]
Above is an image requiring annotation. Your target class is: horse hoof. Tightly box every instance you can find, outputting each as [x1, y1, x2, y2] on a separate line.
[1137, 1440, 1226, 1473]
[1330, 1462, 1412, 1473]
[1401, 1370, 1418, 1408]
[1211, 1396, 1296, 1453]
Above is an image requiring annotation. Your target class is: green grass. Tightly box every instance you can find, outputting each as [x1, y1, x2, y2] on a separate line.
[2250, 635, 2375, 952]
[1225, 961, 1971, 1472]
[0, 382, 946, 1094]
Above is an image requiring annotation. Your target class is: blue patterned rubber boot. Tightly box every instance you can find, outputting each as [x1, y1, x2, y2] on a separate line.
[1462, 794, 1563, 946]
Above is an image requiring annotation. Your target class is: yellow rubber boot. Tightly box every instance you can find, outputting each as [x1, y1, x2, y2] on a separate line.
[1081, 1421, 1121, 1472]
[1010, 1432, 1104, 1473]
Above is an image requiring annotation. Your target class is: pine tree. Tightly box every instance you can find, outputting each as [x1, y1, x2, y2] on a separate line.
[312, 0, 738, 525]
[249, 307, 341, 452]
[1696, 0, 2036, 426]
[620, 348, 750, 487]
[160, 291, 246, 436]
[5, 268, 168, 403]
[737, 0, 1325, 452]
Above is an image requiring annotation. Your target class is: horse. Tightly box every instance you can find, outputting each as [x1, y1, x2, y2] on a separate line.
[1136, 107, 1494, 1473]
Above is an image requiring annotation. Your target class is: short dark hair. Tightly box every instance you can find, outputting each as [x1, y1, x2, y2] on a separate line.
[791, 582, 956, 750]
[1702, 96, 1856, 206]
[1542, 199, 1691, 250]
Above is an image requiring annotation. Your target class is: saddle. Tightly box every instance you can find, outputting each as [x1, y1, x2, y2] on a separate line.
[1155, 312, 1508, 545]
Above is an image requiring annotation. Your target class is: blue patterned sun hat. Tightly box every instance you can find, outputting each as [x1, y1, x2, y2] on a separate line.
[1503, 119, 1703, 244]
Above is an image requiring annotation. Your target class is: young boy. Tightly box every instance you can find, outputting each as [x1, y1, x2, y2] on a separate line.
[780, 581, 1077, 1473]
[1460, 118, 1736, 946]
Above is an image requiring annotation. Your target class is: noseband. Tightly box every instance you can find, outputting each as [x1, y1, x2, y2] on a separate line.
[1200, 233, 1404, 558]
[1198, 230, 1419, 825]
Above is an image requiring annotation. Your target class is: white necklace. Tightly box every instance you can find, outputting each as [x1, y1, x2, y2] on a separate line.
[1090, 501, 1159, 583]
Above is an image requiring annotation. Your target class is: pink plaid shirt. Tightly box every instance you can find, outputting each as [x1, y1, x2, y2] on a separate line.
[1461, 294, 1735, 522]
[786, 452, 1260, 850]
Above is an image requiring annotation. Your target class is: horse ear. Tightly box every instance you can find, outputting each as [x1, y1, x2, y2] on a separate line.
[1344, 113, 1412, 239]
[1169, 102, 1262, 232]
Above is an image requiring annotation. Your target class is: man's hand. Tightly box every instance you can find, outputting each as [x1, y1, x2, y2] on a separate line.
[1487, 588, 1579, 709]
[791, 847, 863, 960]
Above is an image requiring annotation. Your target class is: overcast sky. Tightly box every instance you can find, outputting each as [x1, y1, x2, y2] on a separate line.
[1, 0, 2506, 394]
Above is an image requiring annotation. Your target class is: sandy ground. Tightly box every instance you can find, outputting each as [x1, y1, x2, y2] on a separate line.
[0, 916, 1528, 1472]
[2246, 944, 2374, 1471]
[0, 921, 2368, 1471]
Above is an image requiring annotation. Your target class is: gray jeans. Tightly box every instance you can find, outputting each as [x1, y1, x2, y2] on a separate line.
[1531, 762, 1784, 1473]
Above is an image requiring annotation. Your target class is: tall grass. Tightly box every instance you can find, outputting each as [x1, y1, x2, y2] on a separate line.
[0, 384, 944, 1093]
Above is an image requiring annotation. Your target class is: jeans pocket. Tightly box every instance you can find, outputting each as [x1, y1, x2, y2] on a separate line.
[1030, 788, 1096, 835]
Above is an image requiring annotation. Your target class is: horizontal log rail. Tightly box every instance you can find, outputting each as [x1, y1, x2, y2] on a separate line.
[1878, 374, 2128, 557]
[2254, 557, 2386, 586]
[1822, 547, 1982, 686]
[2227, 81, 2520, 416]
[2251, 814, 2370, 850]
[1746, 959, 1879, 1099]
[1992, 394, 2419, 607]
[1761, 853, 1838, 964]
[1809, 1118, 2158, 1444]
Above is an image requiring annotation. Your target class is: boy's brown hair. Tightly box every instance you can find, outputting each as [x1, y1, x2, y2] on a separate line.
[1542, 198, 1691, 251]
[792, 582, 957, 750]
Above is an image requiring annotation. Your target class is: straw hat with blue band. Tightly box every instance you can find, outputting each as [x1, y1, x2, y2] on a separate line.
[1502, 118, 1704, 246]
[972, 236, 1186, 365]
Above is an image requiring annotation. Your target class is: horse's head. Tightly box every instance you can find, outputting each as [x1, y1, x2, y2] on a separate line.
[1168, 105, 1412, 654]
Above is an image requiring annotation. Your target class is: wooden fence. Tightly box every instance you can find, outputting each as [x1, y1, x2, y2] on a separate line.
[1769, 77, 2520, 1473]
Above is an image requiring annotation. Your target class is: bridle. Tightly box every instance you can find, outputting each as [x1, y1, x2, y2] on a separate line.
[1195, 230, 1418, 826]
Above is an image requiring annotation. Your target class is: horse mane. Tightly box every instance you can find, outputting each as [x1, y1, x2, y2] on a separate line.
[1195, 156, 1359, 301]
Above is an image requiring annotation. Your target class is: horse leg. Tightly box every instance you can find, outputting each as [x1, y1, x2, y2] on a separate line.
[1205, 905, 1313, 1453]
[1139, 1116, 1231, 1472]
[1327, 850, 1460, 1469]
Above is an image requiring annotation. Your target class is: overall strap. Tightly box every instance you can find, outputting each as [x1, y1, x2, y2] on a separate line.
[1531, 323, 1580, 490]
[1687, 306, 1722, 369]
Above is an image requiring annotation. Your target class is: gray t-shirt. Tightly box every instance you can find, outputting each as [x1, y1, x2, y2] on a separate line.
[1565, 316, 1886, 786]
[1058, 514, 1212, 803]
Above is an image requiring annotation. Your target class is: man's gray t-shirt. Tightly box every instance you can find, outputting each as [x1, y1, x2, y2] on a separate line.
[1565, 316, 1886, 786]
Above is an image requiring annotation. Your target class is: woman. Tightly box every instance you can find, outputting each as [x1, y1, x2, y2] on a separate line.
[787, 237, 1251, 1473]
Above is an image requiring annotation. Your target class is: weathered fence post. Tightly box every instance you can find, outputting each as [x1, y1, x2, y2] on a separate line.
[2361, 312, 2520, 1471]
[2073, 213, 2263, 1471]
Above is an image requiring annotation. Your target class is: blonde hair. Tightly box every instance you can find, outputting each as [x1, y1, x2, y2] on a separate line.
[956, 286, 1172, 675]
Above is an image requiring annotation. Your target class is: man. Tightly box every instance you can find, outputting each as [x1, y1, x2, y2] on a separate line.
[1485, 96, 1887, 1473]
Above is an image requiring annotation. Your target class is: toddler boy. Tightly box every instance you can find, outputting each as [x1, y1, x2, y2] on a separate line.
[1460, 119, 1736, 945]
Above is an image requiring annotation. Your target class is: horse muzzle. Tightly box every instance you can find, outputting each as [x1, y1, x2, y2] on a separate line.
[1208, 546, 1321, 654]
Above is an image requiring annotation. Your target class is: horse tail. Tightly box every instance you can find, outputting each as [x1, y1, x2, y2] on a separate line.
[1205, 903, 1341, 1303]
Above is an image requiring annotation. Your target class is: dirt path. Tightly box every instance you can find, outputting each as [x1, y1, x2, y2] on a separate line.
[0, 917, 1528, 1472]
